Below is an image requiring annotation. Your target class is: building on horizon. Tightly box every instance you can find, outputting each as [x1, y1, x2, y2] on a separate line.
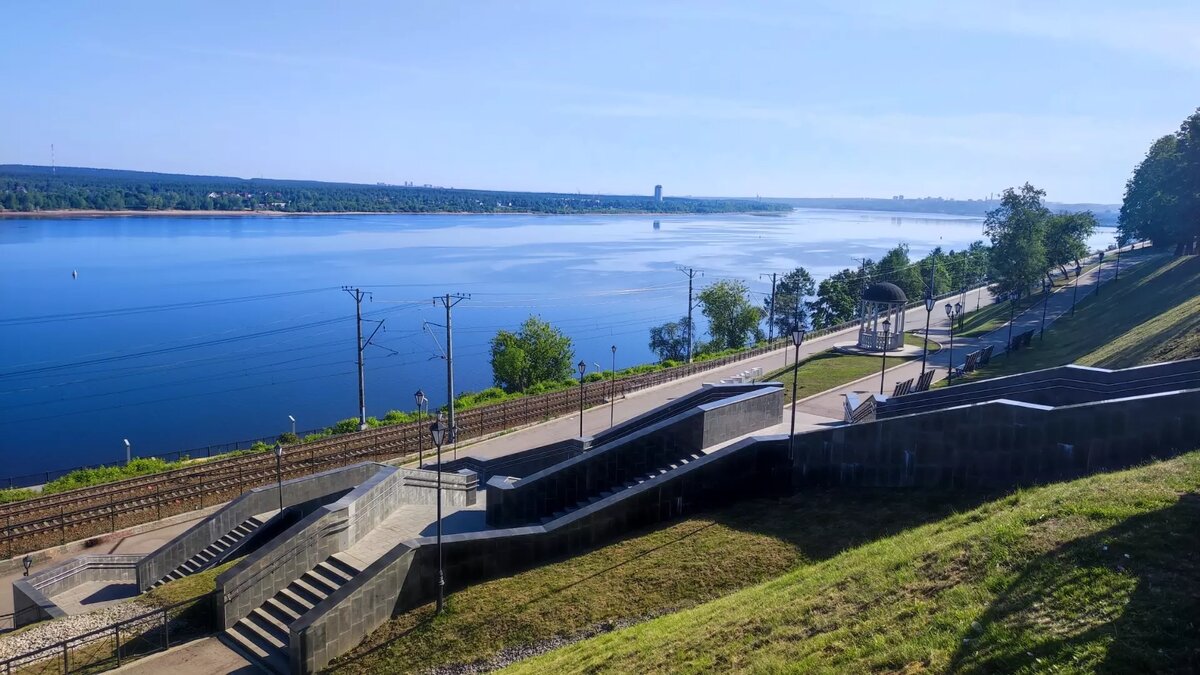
[654, 184, 663, 202]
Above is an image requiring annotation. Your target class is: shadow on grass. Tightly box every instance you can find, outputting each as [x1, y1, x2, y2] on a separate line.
[710, 487, 1003, 563]
[949, 493, 1200, 674]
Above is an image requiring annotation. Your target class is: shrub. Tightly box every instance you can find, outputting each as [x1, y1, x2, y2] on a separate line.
[277, 432, 299, 445]
[0, 487, 36, 504]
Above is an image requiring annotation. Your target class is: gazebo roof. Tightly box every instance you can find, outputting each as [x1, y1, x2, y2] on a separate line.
[862, 282, 908, 304]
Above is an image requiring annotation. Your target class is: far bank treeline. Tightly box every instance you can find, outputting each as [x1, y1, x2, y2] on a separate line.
[0, 165, 789, 215]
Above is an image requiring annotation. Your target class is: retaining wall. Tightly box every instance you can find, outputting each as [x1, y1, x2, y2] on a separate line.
[485, 385, 782, 527]
[289, 434, 788, 673]
[13, 555, 142, 626]
[136, 463, 380, 591]
[876, 358, 1200, 420]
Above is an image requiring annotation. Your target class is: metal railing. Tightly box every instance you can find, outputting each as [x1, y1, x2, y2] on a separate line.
[0, 593, 216, 675]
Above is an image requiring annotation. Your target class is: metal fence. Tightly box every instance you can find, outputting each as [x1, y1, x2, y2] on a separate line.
[0, 593, 215, 675]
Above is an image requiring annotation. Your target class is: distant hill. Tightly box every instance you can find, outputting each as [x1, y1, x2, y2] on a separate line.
[0, 165, 789, 215]
[765, 196, 1120, 225]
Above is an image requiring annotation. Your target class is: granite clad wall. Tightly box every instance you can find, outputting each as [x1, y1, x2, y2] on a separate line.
[136, 463, 379, 591]
[878, 359, 1200, 420]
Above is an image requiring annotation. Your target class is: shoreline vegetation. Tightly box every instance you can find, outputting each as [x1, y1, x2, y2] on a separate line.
[0, 208, 783, 219]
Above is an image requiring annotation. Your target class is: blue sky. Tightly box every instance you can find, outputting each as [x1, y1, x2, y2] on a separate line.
[3, 1, 1197, 203]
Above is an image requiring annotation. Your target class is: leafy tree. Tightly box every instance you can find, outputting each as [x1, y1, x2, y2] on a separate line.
[1119, 134, 1183, 250]
[1044, 211, 1096, 282]
[810, 268, 863, 328]
[648, 317, 692, 362]
[874, 244, 924, 300]
[698, 280, 763, 351]
[489, 315, 574, 393]
[763, 267, 815, 336]
[985, 183, 1051, 296]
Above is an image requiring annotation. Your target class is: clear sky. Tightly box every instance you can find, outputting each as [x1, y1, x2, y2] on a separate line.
[3, 1, 1197, 203]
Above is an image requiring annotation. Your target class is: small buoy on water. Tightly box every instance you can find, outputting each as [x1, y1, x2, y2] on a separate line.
[72, 270, 78, 279]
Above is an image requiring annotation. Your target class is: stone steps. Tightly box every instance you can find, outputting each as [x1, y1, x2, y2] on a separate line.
[224, 554, 363, 674]
[152, 515, 265, 587]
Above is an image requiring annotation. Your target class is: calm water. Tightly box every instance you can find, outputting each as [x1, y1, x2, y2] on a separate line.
[0, 210, 1115, 475]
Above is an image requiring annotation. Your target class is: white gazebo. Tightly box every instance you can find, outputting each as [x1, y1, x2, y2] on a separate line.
[856, 282, 907, 351]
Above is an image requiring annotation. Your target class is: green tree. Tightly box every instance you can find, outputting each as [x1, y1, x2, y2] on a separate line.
[985, 183, 1050, 296]
[489, 315, 574, 393]
[1044, 211, 1097, 281]
[698, 280, 763, 351]
[763, 267, 816, 336]
[1119, 134, 1183, 250]
[648, 317, 691, 362]
[810, 268, 863, 328]
[874, 244, 924, 300]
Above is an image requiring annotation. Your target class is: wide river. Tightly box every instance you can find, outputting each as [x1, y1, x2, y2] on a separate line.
[0, 209, 1115, 478]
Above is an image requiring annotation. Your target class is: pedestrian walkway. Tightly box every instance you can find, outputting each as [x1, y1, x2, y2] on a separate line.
[799, 250, 1149, 420]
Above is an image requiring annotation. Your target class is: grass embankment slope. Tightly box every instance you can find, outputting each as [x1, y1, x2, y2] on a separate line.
[963, 254, 1200, 383]
[510, 452, 1200, 674]
[328, 490, 985, 674]
[769, 334, 937, 403]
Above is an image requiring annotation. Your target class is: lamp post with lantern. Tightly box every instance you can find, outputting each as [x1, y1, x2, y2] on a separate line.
[577, 360, 587, 437]
[921, 290, 934, 375]
[414, 389, 428, 466]
[945, 302, 962, 383]
[878, 317, 891, 395]
[429, 414, 448, 614]
[787, 327, 805, 462]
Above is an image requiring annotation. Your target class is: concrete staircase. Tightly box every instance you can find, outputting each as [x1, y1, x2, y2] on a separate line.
[538, 450, 706, 525]
[223, 554, 361, 673]
[152, 515, 266, 587]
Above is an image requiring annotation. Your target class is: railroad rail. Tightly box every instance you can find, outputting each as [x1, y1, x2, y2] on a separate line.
[1, 339, 806, 561]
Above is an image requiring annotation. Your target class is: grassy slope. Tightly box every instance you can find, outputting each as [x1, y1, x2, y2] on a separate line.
[144, 557, 241, 606]
[956, 254, 1200, 383]
[508, 452, 1200, 674]
[328, 490, 986, 674]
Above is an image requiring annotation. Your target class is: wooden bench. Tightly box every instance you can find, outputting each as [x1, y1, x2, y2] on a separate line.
[963, 351, 980, 373]
[979, 345, 994, 366]
[891, 378, 914, 397]
[913, 370, 935, 392]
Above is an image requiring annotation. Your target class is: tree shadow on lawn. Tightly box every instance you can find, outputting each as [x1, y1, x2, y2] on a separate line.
[709, 487, 1003, 563]
[949, 493, 1200, 674]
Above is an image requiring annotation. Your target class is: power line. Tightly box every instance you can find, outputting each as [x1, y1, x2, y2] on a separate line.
[0, 287, 340, 326]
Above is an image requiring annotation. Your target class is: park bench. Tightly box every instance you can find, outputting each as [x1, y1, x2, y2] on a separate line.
[913, 369, 935, 392]
[979, 345, 994, 366]
[891, 378, 914, 397]
[963, 351, 980, 373]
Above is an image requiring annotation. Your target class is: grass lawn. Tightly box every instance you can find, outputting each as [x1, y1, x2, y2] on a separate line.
[329, 489, 988, 674]
[507, 451, 1200, 674]
[144, 557, 242, 606]
[954, 254, 1200, 384]
[765, 335, 936, 404]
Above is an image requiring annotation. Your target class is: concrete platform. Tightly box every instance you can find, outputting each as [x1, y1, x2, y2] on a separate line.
[49, 580, 140, 615]
[831, 341, 925, 357]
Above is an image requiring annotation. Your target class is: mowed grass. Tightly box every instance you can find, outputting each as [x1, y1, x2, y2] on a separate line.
[767, 337, 932, 404]
[507, 451, 1200, 674]
[144, 557, 242, 606]
[328, 490, 986, 674]
[957, 254, 1200, 383]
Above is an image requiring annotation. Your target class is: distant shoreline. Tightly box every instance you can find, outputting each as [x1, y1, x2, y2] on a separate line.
[0, 208, 783, 219]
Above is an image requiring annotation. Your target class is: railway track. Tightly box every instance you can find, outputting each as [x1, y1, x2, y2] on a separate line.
[1, 343, 785, 560]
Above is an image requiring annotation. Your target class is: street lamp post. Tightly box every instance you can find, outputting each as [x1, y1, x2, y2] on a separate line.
[878, 318, 891, 395]
[415, 389, 427, 466]
[123, 439, 131, 465]
[577, 360, 587, 438]
[1040, 280, 1050, 339]
[945, 302, 958, 384]
[1095, 251, 1106, 297]
[787, 328, 805, 462]
[609, 345, 617, 428]
[1071, 263, 1083, 315]
[1006, 290, 1020, 350]
[274, 443, 284, 513]
[921, 291, 934, 375]
[288, 415, 296, 437]
[22, 555, 32, 576]
[1115, 243, 1122, 281]
[429, 415, 447, 614]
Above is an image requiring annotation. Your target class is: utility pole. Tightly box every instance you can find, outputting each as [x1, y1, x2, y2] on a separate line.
[677, 267, 700, 363]
[760, 272, 777, 342]
[434, 293, 470, 443]
[343, 287, 385, 430]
